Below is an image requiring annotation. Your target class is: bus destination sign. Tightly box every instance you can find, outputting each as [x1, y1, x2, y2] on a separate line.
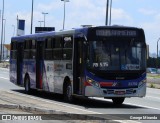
[96, 30, 137, 37]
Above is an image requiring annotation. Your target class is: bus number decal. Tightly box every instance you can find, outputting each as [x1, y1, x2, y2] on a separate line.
[93, 62, 108, 68]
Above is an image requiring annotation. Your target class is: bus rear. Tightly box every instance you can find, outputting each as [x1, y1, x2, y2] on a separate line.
[84, 26, 146, 104]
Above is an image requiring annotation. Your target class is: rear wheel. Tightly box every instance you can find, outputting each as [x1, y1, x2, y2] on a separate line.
[24, 76, 31, 94]
[112, 97, 125, 105]
[64, 83, 73, 102]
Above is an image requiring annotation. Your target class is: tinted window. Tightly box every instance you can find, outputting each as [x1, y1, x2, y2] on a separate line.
[53, 37, 62, 60]
[63, 36, 73, 60]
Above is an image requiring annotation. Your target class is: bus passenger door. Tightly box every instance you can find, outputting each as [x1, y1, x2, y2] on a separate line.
[17, 42, 24, 85]
[36, 41, 44, 89]
[73, 38, 85, 95]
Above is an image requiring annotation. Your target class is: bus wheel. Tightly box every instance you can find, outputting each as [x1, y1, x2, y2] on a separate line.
[64, 83, 73, 102]
[24, 76, 31, 94]
[112, 97, 125, 105]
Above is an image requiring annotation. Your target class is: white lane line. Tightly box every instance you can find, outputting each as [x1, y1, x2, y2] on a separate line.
[7, 90, 160, 113]
[2, 83, 160, 114]
[6, 91, 141, 123]
[6, 90, 102, 114]
[0, 68, 9, 70]
[0, 77, 9, 80]
[92, 97, 160, 111]
[0, 71, 9, 73]
[146, 96, 160, 100]
[124, 102, 160, 111]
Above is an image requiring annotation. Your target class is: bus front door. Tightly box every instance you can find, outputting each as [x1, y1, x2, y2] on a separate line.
[17, 42, 24, 85]
[36, 41, 44, 89]
[73, 38, 85, 95]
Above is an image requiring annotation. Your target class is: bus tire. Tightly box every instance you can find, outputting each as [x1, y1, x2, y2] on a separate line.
[112, 97, 125, 105]
[24, 76, 31, 94]
[64, 82, 73, 102]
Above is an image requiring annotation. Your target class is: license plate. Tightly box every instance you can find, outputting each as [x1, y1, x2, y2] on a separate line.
[115, 91, 125, 95]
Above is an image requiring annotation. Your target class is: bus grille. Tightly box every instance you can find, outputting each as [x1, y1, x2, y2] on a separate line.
[103, 89, 136, 95]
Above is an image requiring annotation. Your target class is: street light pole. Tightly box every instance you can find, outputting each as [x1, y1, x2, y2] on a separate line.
[3, 19, 6, 60]
[157, 38, 160, 70]
[0, 0, 4, 62]
[42, 12, 48, 27]
[109, 0, 112, 26]
[38, 21, 44, 27]
[61, 0, 69, 30]
[105, 0, 109, 25]
[31, 0, 34, 34]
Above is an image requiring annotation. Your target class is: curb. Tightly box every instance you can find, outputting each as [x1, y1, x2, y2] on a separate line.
[0, 103, 121, 122]
[0, 103, 66, 114]
[0, 104, 19, 109]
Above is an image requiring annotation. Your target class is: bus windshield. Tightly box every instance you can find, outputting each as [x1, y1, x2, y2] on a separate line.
[86, 39, 146, 71]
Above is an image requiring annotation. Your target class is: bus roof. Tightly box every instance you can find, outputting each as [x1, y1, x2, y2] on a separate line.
[11, 25, 143, 41]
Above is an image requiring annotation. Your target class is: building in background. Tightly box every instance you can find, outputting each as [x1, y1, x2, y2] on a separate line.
[0, 44, 10, 60]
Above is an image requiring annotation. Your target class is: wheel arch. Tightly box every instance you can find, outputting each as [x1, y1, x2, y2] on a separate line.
[24, 73, 30, 86]
[63, 76, 71, 94]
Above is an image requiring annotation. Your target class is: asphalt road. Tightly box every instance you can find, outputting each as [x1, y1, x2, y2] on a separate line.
[0, 68, 23, 90]
[0, 68, 160, 123]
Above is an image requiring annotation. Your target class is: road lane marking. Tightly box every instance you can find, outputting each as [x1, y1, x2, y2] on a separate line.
[124, 102, 160, 111]
[7, 90, 160, 113]
[6, 90, 102, 114]
[146, 96, 160, 100]
[0, 71, 9, 74]
[0, 77, 9, 80]
[0, 68, 9, 70]
[2, 90, 140, 122]
[92, 97, 160, 111]
[6, 91, 140, 123]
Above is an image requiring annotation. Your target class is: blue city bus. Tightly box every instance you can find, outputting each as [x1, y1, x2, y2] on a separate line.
[10, 26, 147, 105]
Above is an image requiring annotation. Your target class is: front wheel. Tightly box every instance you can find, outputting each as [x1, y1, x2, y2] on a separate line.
[64, 83, 73, 102]
[112, 97, 125, 105]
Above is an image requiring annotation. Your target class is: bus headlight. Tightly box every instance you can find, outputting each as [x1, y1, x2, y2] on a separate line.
[87, 78, 100, 88]
[139, 79, 146, 87]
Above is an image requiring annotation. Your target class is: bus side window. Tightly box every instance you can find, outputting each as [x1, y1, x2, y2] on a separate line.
[63, 36, 73, 60]
[45, 38, 53, 60]
[24, 40, 32, 59]
[31, 40, 36, 59]
[11, 41, 17, 59]
[53, 37, 62, 60]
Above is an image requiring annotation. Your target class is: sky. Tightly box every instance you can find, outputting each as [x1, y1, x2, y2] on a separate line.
[0, 0, 160, 54]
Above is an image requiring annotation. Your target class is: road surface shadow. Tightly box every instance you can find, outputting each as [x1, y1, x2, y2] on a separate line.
[12, 89, 145, 109]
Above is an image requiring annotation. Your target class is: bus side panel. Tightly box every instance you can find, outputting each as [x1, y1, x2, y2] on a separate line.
[17, 61, 23, 86]
[42, 60, 73, 94]
[10, 59, 17, 84]
[43, 60, 54, 92]
[36, 41, 44, 89]
[54, 61, 73, 94]
[30, 60, 36, 89]
[17, 42, 24, 86]
[42, 60, 63, 93]
[23, 60, 36, 89]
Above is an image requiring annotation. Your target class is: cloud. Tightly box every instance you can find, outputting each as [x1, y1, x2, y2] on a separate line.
[139, 12, 160, 53]
[37, 1, 61, 12]
[4, 0, 134, 44]
[138, 8, 157, 15]
[155, 13, 160, 20]
[111, 8, 133, 26]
